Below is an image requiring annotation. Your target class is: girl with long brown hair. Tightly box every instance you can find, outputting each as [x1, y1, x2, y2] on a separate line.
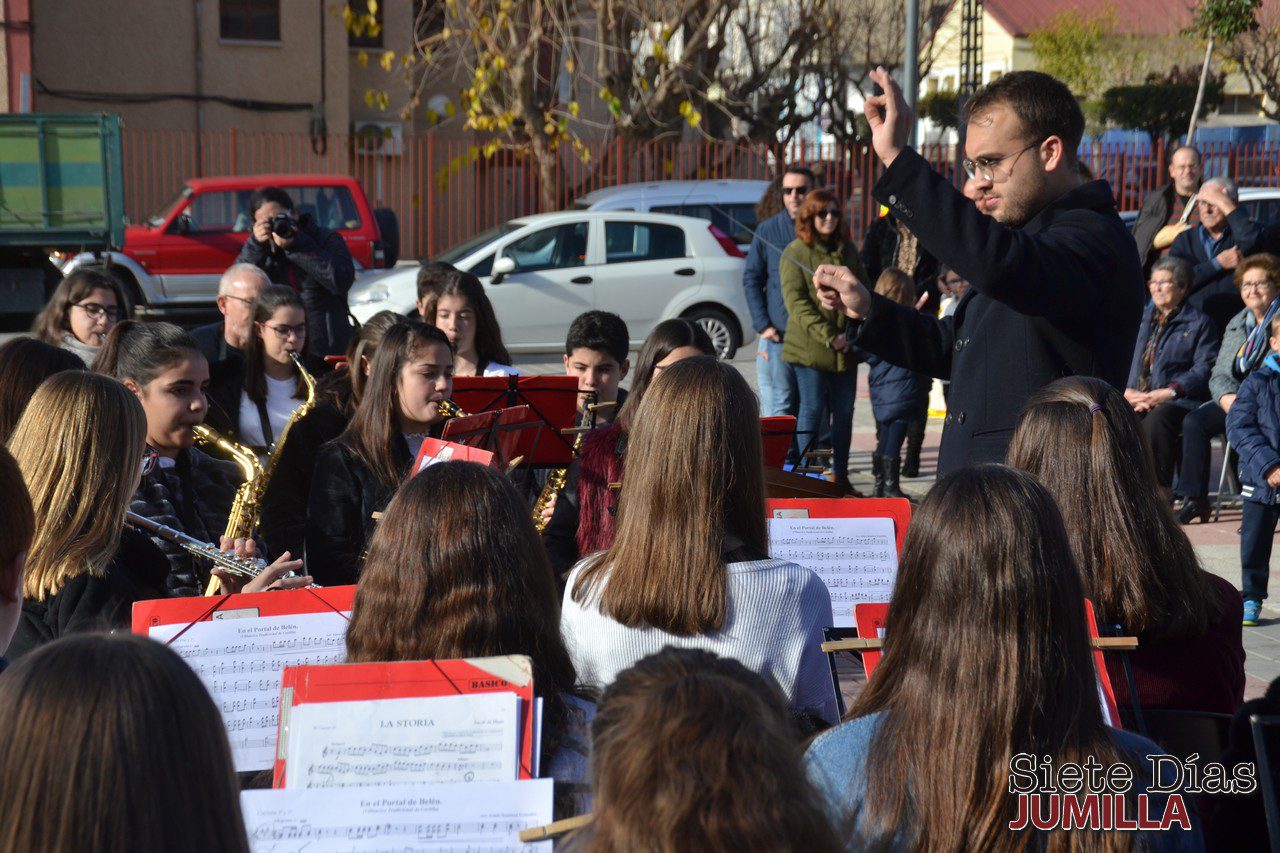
[418, 268, 519, 376]
[347, 461, 591, 812]
[0, 336, 84, 444]
[1008, 376, 1243, 714]
[562, 356, 837, 724]
[0, 634, 249, 852]
[5, 373, 303, 660]
[31, 268, 129, 365]
[805, 464, 1193, 851]
[779, 189, 868, 493]
[574, 648, 842, 851]
[306, 319, 454, 585]
[541, 318, 715, 577]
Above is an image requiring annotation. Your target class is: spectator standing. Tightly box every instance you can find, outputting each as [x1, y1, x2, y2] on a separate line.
[189, 264, 270, 368]
[860, 208, 941, 314]
[814, 69, 1144, 474]
[742, 167, 812, 417]
[1170, 176, 1261, 333]
[236, 186, 356, 356]
[1123, 256, 1219, 489]
[1226, 312, 1280, 626]
[1177, 253, 1280, 523]
[1133, 145, 1203, 275]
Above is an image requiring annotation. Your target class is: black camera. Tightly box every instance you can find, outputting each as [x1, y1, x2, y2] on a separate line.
[269, 212, 298, 240]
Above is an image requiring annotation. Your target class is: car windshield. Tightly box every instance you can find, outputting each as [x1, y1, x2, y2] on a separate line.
[436, 223, 521, 265]
[148, 186, 192, 228]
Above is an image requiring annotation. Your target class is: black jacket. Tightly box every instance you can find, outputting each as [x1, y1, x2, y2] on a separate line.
[859, 213, 941, 313]
[305, 438, 411, 586]
[854, 147, 1145, 475]
[258, 372, 353, 561]
[1169, 211, 1262, 333]
[1125, 302, 1220, 409]
[130, 447, 239, 596]
[191, 320, 241, 369]
[8, 528, 169, 661]
[1133, 182, 1193, 274]
[235, 213, 356, 356]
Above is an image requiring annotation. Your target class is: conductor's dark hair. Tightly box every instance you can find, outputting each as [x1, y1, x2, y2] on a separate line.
[0, 337, 84, 444]
[0, 634, 249, 852]
[248, 186, 295, 214]
[92, 320, 205, 386]
[964, 71, 1085, 163]
[565, 310, 630, 365]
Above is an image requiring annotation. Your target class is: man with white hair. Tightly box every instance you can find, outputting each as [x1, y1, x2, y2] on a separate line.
[1170, 175, 1263, 333]
[190, 263, 270, 366]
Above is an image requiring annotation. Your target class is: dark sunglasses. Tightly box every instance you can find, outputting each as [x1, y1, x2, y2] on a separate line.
[782, 186, 809, 196]
[816, 208, 840, 219]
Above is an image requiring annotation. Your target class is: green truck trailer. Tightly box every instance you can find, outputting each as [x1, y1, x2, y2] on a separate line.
[0, 113, 125, 314]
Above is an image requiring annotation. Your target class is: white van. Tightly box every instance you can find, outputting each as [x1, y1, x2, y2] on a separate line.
[574, 179, 769, 252]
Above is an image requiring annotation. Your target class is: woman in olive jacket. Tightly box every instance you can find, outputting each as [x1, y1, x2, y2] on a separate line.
[780, 189, 869, 494]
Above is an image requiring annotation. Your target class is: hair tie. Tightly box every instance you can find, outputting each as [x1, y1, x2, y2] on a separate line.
[1088, 403, 1103, 414]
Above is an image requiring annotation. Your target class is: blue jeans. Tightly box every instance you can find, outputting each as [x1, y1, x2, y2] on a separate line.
[1241, 499, 1280, 601]
[792, 364, 857, 479]
[756, 338, 798, 418]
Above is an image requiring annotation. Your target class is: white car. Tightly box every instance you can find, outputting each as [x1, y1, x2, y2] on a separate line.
[349, 211, 754, 359]
[574, 179, 769, 253]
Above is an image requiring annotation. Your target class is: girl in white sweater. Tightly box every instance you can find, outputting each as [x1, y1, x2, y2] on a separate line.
[560, 356, 838, 725]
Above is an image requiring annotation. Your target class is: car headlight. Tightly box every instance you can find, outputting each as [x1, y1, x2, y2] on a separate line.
[351, 287, 391, 306]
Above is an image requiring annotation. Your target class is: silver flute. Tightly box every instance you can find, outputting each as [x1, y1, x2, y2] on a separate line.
[125, 510, 275, 580]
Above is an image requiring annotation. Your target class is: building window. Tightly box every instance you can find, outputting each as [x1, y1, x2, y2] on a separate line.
[1220, 94, 1263, 116]
[220, 0, 280, 41]
[347, 0, 383, 48]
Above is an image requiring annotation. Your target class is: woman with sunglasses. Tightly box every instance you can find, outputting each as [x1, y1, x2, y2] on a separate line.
[32, 269, 130, 366]
[206, 285, 318, 454]
[780, 190, 868, 494]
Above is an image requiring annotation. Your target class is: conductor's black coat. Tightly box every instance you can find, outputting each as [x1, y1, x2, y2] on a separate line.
[853, 148, 1145, 474]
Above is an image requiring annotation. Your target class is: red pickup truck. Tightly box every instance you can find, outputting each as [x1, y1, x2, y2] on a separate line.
[63, 173, 398, 314]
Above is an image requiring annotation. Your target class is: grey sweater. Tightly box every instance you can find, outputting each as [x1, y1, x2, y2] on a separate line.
[1210, 308, 1251, 403]
[561, 557, 839, 724]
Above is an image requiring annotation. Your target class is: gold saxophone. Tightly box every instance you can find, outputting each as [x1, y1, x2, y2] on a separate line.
[437, 399, 467, 419]
[197, 352, 317, 595]
[533, 430, 582, 533]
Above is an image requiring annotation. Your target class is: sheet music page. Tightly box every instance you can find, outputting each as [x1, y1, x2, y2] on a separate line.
[284, 693, 522, 789]
[149, 611, 349, 773]
[768, 516, 898, 626]
[241, 779, 554, 852]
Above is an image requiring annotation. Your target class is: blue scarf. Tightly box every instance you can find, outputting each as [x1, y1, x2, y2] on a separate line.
[1236, 297, 1280, 379]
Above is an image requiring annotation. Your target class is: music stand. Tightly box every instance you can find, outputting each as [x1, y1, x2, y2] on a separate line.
[452, 376, 582, 466]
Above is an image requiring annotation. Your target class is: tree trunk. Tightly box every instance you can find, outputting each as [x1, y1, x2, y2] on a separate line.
[1187, 37, 1215, 143]
[529, 132, 559, 212]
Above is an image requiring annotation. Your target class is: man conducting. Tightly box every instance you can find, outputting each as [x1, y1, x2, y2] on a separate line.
[814, 68, 1144, 474]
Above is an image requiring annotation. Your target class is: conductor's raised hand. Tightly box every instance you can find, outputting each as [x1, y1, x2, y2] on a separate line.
[862, 66, 913, 169]
[813, 264, 871, 320]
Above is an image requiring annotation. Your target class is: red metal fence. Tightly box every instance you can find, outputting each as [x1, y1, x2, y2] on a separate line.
[119, 129, 1280, 261]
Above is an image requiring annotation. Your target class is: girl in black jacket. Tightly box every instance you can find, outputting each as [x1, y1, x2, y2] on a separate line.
[306, 321, 455, 585]
[5, 373, 304, 660]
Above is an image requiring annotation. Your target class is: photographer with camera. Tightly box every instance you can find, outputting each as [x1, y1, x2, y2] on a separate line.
[236, 186, 356, 356]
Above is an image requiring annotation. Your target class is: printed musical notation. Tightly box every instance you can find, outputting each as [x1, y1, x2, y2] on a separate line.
[149, 610, 350, 773]
[768, 517, 899, 627]
[285, 694, 521, 789]
[241, 779, 554, 852]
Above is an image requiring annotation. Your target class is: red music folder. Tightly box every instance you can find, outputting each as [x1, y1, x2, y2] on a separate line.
[452, 376, 581, 465]
[765, 497, 912, 554]
[272, 656, 538, 788]
[132, 585, 356, 633]
[411, 437, 497, 475]
[761, 416, 796, 469]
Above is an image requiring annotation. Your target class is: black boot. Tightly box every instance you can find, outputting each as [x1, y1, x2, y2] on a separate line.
[902, 419, 925, 478]
[883, 454, 910, 500]
[872, 454, 887, 498]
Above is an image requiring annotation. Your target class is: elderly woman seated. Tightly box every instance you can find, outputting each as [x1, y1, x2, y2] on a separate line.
[1124, 256, 1221, 490]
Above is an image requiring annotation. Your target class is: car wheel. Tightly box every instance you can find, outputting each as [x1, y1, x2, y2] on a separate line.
[684, 306, 739, 360]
